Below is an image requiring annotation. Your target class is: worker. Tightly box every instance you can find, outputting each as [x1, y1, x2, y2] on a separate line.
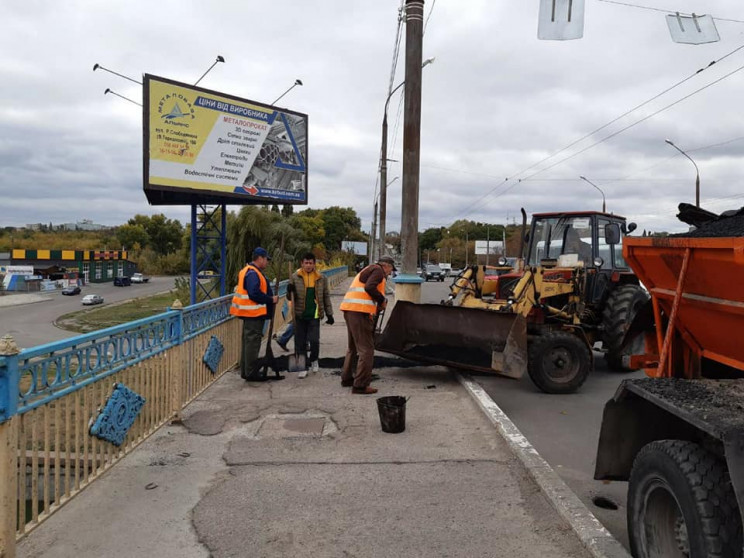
[286, 252, 335, 378]
[339, 255, 396, 394]
[230, 247, 278, 381]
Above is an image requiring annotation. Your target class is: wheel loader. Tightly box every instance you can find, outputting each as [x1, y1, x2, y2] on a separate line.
[376, 209, 648, 393]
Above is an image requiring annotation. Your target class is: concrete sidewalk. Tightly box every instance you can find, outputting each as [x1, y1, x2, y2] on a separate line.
[19, 280, 596, 558]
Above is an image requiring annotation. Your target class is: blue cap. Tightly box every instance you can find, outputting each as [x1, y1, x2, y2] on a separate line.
[252, 247, 271, 260]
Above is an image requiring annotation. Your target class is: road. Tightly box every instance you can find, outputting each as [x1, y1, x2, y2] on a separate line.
[0, 276, 177, 349]
[419, 279, 640, 551]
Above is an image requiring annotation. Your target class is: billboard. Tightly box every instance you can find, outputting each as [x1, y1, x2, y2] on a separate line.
[143, 74, 308, 206]
[474, 240, 504, 255]
[342, 241, 367, 256]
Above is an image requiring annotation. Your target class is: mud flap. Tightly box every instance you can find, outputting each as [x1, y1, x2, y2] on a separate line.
[375, 301, 527, 379]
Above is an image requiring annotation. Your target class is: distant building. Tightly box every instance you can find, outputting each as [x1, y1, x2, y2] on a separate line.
[59, 219, 111, 231]
[6, 249, 135, 284]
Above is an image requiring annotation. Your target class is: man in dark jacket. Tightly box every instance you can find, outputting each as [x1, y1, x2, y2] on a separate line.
[339, 256, 395, 394]
[286, 253, 334, 377]
[230, 247, 278, 381]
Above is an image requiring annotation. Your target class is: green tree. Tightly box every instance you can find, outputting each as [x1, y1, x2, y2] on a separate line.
[116, 224, 149, 251]
[128, 214, 184, 255]
[321, 206, 362, 251]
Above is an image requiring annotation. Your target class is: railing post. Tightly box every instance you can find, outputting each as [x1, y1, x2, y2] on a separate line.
[0, 334, 20, 558]
[170, 302, 185, 424]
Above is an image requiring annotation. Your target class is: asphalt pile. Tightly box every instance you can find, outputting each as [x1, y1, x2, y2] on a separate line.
[674, 203, 744, 238]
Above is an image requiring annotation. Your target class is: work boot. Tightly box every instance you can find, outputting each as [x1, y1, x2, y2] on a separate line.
[276, 339, 289, 352]
[341, 378, 353, 387]
[351, 386, 378, 395]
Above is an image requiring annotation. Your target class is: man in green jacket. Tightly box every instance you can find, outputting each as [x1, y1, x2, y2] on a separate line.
[286, 252, 335, 377]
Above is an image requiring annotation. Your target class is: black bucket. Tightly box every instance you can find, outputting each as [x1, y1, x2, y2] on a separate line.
[377, 396, 407, 434]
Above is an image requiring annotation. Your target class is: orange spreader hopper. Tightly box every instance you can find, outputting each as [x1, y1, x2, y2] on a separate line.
[623, 235, 744, 378]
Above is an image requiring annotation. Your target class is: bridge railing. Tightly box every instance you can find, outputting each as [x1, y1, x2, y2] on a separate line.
[0, 266, 347, 557]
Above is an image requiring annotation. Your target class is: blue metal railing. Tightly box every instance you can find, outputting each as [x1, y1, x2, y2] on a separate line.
[0, 266, 348, 423]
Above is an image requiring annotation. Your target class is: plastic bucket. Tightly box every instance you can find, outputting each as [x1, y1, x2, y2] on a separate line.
[377, 396, 407, 434]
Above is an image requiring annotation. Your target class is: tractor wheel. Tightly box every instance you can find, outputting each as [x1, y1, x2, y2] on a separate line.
[527, 331, 591, 394]
[602, 284, 649, 372]
[628, 440, 742, 558]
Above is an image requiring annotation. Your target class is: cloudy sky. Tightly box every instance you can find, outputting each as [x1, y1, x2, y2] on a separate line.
[2, 0, 743, 235]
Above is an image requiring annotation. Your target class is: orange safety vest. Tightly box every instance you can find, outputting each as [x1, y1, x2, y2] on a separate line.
[230, 264, 268, 318]
[340, 265, 386, 315]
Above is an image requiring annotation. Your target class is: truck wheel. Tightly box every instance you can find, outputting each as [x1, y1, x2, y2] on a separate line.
[602, 284, 649, 372]
[628, 440, 742, 558]
[527, 331, 591, 394]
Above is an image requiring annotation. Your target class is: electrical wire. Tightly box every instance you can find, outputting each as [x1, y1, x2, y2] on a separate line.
[596, 0, 744, 23]
[423, 0, 437, 35]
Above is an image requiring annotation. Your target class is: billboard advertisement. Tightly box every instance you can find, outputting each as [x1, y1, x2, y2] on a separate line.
[341, 241, 368, 256]
[143, 74, 308, 206]
[474, 240, 504, 255]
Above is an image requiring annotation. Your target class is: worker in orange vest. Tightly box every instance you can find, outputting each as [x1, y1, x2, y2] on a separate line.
[230, 247, 278, 381]
[339, 256, 396, 394]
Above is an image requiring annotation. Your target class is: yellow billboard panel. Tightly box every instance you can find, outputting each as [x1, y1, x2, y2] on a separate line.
[143, 74, 308, 206]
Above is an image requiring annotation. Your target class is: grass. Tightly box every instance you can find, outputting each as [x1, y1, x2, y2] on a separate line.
[57, 291, 179, 333]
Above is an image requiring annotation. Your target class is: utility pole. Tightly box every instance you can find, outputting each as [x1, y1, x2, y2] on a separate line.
[370, 200, 378, 264]
[396, 0, 425, 303]
[465, 231, 469, 267]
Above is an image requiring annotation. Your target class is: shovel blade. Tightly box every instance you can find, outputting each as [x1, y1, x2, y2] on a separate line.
[375, 301, 527, 379]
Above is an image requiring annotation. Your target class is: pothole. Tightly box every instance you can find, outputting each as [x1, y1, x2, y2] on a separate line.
[255, 412, 338, 438]
[592, 496, 619, 510]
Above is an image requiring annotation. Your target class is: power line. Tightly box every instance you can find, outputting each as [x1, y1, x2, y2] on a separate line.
[449, 43, 744, 221]
[596, 0, 744, 23]
[423, 0, 437, 35]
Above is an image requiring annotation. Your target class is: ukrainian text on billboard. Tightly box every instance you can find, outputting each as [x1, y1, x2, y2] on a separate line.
[144, 75, 308, 205]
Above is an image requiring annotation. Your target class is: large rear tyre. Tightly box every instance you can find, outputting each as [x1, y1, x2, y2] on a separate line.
[602, 284, 649, 371]
[628, 440, 742, 558]
[527, 331, 591, 394]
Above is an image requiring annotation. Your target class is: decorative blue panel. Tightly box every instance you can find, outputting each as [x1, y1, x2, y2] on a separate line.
[203, 335, 224, 374]
[281, 300, 289, 320]
[89, 383, 146, 446]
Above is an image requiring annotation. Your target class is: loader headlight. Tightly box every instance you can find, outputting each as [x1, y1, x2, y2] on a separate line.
[497, 256, 508, 266]
[593, 257, 604, 268]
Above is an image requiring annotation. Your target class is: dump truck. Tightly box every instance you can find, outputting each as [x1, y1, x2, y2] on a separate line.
[595, 205, 744, 557]
[376, 209, 648, 394]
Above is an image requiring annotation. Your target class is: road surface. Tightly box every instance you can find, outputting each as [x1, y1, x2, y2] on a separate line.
[419, 278, 640, 550]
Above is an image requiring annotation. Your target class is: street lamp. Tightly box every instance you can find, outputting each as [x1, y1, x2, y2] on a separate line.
[579, 176, 606, 213]
[379, 57, 435, 262]
[665, 139, 700, 207]
[194, 55, 225, 86]
[272, 79, 303, 105]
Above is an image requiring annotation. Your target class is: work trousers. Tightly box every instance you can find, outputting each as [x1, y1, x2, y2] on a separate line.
[295, 317, 320, 363]
[240, 318, 265, 380]
[341, 310, 375, 388]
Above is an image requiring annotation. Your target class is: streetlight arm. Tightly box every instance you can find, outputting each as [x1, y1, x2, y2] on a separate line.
[665, 139, 700, 207]
[579, 176, 606, 213]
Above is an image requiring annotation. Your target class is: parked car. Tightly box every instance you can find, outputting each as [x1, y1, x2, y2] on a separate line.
[61, 285, 81, 296]
[131, 273, 149, 283]
[82, 294, 104, 305]
[421, 264, 445, 282]
[114, 276, 131, 287]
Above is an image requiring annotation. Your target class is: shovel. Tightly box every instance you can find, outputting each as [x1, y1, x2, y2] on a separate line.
[286, 264, 307, 374]
[259, 236, 286, 381]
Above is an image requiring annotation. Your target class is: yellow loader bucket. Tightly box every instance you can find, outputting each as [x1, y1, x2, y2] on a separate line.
[375, 301, 527, 379]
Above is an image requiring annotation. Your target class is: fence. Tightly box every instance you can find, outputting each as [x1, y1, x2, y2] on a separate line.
[0, 266, 347, 557]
